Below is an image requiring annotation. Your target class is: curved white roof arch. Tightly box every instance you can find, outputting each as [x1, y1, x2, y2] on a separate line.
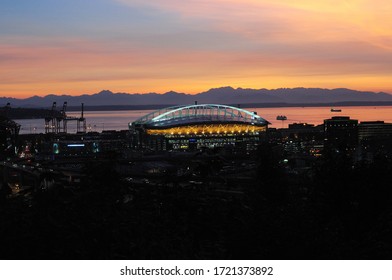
[132, 104, 269, 128]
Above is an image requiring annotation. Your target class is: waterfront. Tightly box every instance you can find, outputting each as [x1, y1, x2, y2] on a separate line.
[16, 105, 392, 134]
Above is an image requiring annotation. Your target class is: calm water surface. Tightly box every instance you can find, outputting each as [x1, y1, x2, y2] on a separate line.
[17, 106, 392, 134]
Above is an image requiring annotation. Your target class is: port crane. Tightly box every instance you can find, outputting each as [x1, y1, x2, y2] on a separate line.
[44, 102, 86, 134]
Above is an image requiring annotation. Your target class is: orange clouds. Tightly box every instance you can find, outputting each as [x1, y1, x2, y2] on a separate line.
[116, 0, 392, 43]
[2, 35, 392, 98]
[1, 0, 392, 98]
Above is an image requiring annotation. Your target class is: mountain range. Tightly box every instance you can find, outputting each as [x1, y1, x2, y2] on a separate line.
[2, 87, 392, 108]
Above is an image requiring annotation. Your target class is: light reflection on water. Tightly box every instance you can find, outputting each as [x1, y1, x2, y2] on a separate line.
[16, 106, 392, 134]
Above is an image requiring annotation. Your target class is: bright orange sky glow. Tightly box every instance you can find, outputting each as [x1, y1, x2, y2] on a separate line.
[1, 0, 392, 98]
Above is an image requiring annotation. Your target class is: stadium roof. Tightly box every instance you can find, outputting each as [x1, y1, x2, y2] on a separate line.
[131, 104, 269, 128]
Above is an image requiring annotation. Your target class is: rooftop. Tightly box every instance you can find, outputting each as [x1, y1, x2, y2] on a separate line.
[131, 104, 269, 128]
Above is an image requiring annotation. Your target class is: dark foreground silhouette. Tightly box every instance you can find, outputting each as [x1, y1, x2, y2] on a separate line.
[1, 147, 392, 259]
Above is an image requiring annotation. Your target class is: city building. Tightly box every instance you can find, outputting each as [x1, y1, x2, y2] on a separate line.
[324, 116, 358, 155]
[33, 130, 130, 159]
[358, 121, 392, 162]
[280, 123, 324, 158]
[0, 115, 20, 159]
[358, 121, 392, 141]
[129, 104, 269, 151]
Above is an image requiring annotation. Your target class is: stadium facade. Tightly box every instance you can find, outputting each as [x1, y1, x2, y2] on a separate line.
[129, 104, 269, 151]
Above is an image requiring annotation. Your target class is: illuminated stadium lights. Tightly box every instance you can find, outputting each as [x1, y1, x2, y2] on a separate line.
[145, 124, 266, 136]
[130, 104, 269, 151]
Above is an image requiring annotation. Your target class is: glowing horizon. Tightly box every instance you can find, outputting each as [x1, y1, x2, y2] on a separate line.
[1, 0, 392, 98]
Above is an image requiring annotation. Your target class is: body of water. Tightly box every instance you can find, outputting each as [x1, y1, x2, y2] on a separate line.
[17, 106, 392, 134]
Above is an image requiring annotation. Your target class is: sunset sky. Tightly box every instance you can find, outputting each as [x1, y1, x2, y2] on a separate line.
[1, 0, 392, 98]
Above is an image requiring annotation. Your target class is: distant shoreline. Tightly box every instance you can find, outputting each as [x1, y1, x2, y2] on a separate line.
[4, 101, 392, 119]
[66, 101, 392, 112]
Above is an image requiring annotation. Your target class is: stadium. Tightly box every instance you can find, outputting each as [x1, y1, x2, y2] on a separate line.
[129, 104, 269, 151]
